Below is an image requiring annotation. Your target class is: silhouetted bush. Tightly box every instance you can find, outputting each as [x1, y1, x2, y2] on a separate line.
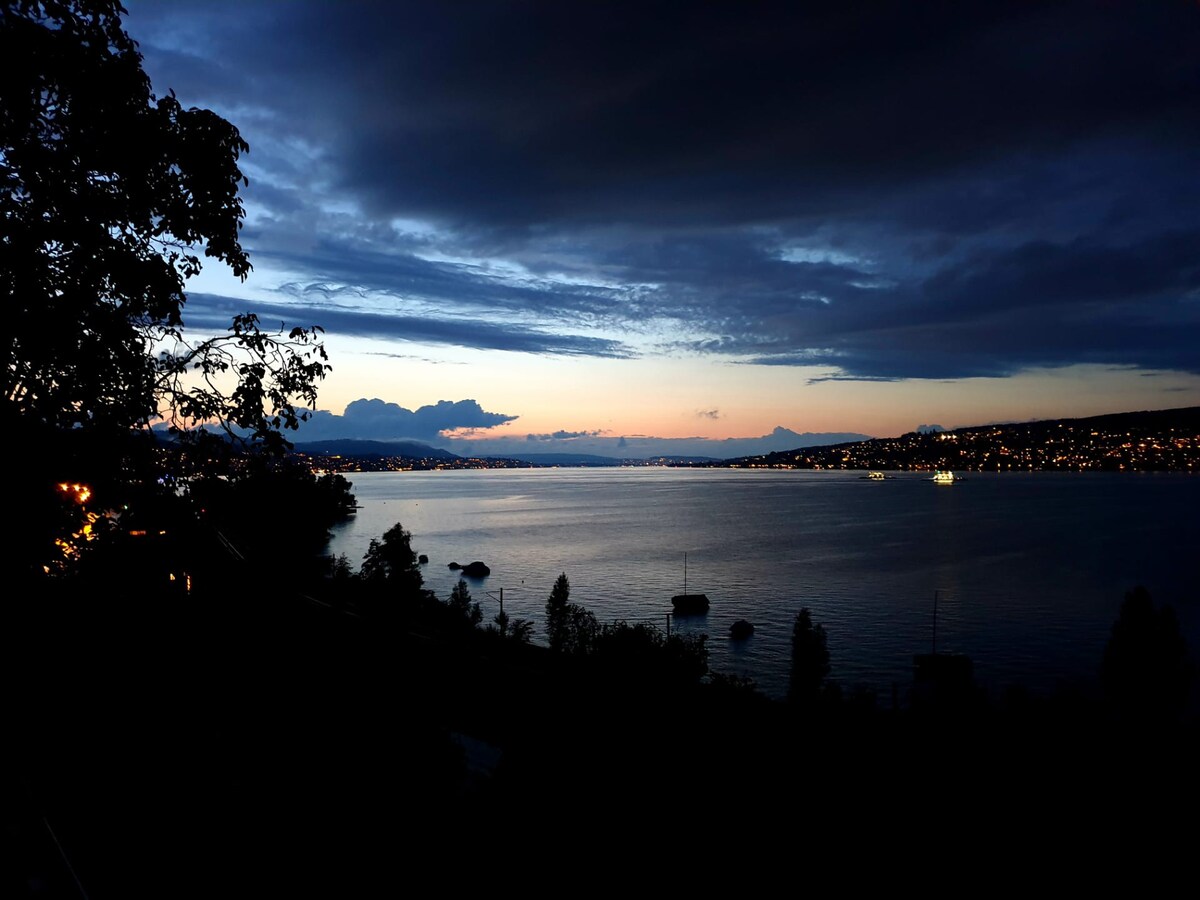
[788, 607, 830, 705]
[591, 619, 709, 688]
[360, 522, 424, 592]
[447, 577, 485, 631]
[1101, 586, 1193, 726]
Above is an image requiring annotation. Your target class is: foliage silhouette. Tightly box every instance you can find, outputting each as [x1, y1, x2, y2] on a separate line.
[184, 454, 355, 566]
[591, 619, 709, 688]
[325, 552, 355, 582]
[507, 617, 535, 642]
[558, 601, 601, 656]
[1101, 586, 1193, 726]
[545, 571, 571, 651]
[788, 607, 830, 705]
[488, 608, 535, 642]
[2, 0, 331, 576]
[447, 577, 484, 631]
[539, 572, 601, 655]
[2, 0, 329, 439]
[359, 522, 425, 597]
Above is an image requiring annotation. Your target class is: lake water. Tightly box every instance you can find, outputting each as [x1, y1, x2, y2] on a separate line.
[325, 467, 1200, 706]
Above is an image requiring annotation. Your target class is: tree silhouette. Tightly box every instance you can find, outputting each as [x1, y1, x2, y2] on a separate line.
[488, 608, 534, 642]
[360, 523, 424, 597]
[788, 607, 830, 705]
[3, 1, 331, 574]
[1100, 586, 1193, 726]
[3, 0, 330, 437]
[506, 616, 535, 643]
[559, 603, 600, 656]
[540, 572, 600, 655]
[545, 572, 571, 652]
[325, 553, 354, 582]
[447, 577, 484, 630]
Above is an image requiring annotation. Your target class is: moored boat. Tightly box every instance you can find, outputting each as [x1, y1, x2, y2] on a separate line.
[672, 592, 710, 615]
[671, 552, 709, 615]
[730, 619, 754, 639]
[932, 470, 963, 484]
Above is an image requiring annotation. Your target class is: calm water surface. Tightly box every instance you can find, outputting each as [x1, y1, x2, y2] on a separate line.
[326, 468, 1200, 705]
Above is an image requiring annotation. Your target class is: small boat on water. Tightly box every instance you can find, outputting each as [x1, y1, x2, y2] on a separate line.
[671, 552, 709, 615]
[863, 471, 888, 480]
[932, 470, 964, 484]
[672, 593, 710, 615]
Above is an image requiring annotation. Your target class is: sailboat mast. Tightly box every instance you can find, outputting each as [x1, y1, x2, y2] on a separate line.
[932, 590, 940, 654]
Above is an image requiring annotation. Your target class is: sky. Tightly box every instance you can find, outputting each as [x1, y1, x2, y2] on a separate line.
[121, 0, 1200, 459]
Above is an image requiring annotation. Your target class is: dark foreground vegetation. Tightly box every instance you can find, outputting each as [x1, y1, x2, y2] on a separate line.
[8, 505, 1200, 894]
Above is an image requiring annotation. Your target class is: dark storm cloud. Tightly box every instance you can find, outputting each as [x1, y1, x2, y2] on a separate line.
[182, 292, 629, 358]
[126, 0, 1200, 380]
[252, 240, 633, 322]
[209, 1, 1197, 229]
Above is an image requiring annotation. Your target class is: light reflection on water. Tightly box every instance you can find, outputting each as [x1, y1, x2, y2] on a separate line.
[326, 468, 1200, 704]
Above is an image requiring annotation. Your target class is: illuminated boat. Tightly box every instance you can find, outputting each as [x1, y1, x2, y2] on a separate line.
[932, 470, 963, 484]
[864, 471, 887, 480]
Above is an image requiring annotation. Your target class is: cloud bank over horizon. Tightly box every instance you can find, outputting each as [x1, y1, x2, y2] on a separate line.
[295, 398, 519, 445]
[292, 398, 869, 459]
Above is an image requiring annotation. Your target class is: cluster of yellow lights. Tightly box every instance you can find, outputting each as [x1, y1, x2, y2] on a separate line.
[45, 483, 99, 572]
[58, 482, 92, 504]
[46, 482, 190, 588]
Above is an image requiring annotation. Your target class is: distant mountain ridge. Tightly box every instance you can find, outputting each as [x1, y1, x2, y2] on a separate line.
[488, 452, 720, 467]
[292, 438, 460, 460]
[290, 406, 1200, 472]
[291, 423, 870, 462]
[289, 440, 719, 469]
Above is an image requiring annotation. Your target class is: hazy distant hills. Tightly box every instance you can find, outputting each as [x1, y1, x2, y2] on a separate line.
[490, 452, 720, 467]
[289, 440, 718, 468]
[292, 438, 460, 461]
[289, 420, 870, 462]
[289, 406, 1200, 472]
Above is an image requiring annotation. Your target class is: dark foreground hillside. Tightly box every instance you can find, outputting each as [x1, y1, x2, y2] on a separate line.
[6, 573, 1198, 894]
